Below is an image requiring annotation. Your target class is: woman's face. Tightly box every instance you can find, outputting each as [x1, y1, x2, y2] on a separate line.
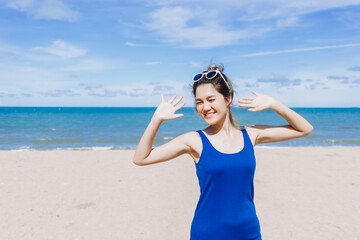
[195, 84, 230, 126]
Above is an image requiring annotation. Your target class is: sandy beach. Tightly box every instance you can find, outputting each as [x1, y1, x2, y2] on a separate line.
[0, 147, 359, 240]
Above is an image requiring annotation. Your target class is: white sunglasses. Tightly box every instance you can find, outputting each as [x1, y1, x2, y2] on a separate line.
[193, 70, 230, 90]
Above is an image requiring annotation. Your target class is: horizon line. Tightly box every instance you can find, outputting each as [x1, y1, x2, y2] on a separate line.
[0, 106, 358, 108]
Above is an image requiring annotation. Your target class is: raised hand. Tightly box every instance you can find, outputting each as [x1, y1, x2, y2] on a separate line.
[238, 91, 277, 112]
[154, 93, 186, 122]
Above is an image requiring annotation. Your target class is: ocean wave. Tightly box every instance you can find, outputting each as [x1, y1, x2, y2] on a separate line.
[2, 144, 359, 152]
[1, 145, 135, 151]
[33, 138, 81, 143]
[325, 139, 360, 144]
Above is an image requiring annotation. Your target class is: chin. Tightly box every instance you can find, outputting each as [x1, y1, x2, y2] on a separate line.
[202, 117, 218, 125]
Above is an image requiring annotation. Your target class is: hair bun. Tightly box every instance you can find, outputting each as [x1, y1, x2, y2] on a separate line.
[207, 63, 224, 73]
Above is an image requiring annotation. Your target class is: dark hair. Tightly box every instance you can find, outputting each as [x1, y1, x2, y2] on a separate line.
[192, 63, 240, 129]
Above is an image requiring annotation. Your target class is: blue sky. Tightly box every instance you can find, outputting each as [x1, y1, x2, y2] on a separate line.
[0, 0, 360, 107]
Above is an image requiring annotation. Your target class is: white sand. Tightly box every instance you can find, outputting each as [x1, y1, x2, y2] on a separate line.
[0, 147, 359, 240]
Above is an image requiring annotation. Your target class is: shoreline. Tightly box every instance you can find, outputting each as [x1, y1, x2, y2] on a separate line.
[1, 145, 359, 152]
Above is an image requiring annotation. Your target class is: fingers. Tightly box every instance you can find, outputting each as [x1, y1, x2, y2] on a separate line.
[166, 95, 185, 107]
[174, 101, 186, 111]
[238, 99, 253, 105]
[173, 113, 184, 119]
[240, 97, 254, 101]
[238, 97, 254, 105]
[161, 94, 185, 112]
[173, 96, 183, 106]
[168, 95, 177, 103]
[238, 100, 252, 104]
[238, 103, 251, 108]
[238, 101, 255, 109]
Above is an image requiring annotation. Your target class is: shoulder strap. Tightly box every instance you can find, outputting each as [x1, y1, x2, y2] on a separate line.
[197, 130, 210, 149]
[240, 126, 252, 148]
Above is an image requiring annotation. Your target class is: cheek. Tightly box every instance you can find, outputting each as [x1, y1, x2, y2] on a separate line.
[219, 99, 228, 108]
[196, 104, 202, 113]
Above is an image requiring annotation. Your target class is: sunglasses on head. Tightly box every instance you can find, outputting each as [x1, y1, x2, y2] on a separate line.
[193, 70, 230, 90]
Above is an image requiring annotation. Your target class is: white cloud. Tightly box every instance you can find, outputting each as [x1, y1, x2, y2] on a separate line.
[5, 0, 35, 11]
[276, 16, 299, 28]
[40, 89, 81, 97]
[0, 41, 60, 61]
[32, 40, 86, 58]
[208, 0, 360, 22]
[257, 75, 303, 88]
[0, 42, 22, 57]
[224, 43, 360, 58]
[145, 61, 160, 65]
[145, 6, 270, 48]
[88, 88, 119, 98]
[5, 0, 79, 21]
[142, 0, 360, 48]
[348, 66, 360, 71]
[125, 42, 141, 47]
[0, 63, 70, 96]
[129, 88, 149, 96]
[33, 0, 79, 21]
[63, 59, 121, 71]
[80, 83, 103, 90]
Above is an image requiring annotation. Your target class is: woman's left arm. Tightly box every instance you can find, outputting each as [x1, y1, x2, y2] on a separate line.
[238, 91, 314, 145]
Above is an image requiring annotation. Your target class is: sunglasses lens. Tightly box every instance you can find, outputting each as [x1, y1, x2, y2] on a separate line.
[193, 73, 203, 81]
[206, 71, 217, 79]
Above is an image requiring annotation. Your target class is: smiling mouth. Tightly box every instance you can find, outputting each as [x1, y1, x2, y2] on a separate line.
[204, 112, 215, 118]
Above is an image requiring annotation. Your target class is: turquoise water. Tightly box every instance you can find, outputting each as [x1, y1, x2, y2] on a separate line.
[0, 107, 359, 150]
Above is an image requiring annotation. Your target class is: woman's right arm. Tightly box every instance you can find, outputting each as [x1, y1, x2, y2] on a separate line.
[132, 94, 188, 166]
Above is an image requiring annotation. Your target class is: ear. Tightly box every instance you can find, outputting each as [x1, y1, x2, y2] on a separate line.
[225, 95, 232, 106]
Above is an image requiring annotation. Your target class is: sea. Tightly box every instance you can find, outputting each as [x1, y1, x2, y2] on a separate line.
[0, 107, 359, 151]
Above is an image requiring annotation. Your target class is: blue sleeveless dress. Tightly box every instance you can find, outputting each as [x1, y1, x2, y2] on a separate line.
[190, 126, 262, 240]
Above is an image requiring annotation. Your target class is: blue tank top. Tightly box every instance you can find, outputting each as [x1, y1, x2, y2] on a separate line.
[190, 126, 262, 240]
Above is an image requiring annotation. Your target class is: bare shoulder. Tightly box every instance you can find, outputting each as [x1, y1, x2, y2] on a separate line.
[176, 131, 200, 143]
[244, 125, 262, 134]
[243, 125, 261, 146]
[183, 130, 201, 141]
[182, 131, 202, 148]
[179, 131, 202, 161]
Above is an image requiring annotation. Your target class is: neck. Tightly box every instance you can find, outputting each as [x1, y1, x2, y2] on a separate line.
[208, 110, 235, 135]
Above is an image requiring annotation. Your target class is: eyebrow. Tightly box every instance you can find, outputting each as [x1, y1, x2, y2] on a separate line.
[195, 95, 216, 101]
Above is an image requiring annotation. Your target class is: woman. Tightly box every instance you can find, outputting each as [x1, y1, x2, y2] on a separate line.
[133, 64, 314, 240]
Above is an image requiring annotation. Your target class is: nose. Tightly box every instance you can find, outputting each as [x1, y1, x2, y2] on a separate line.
[203, 102, 211, 111]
